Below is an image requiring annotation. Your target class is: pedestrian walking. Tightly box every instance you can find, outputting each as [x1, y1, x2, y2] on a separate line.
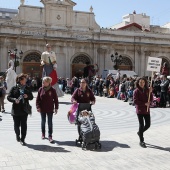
[133, 77, 153, 148]
[71, 78, 96, 149]
[0, 76, 7, 112]
[36, 76, 58, 143]
[7, 73, 33, 146]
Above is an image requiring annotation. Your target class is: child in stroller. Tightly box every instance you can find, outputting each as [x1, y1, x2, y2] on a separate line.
[76, 103, 101, 150]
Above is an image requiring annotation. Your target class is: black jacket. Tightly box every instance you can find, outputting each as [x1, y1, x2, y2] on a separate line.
[160, 79, 169, 92]
[7, 84, 33, 116]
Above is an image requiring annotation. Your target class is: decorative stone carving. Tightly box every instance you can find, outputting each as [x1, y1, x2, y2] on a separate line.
[144, 51, 151, 56]
[90, 6, 93, 13]
[57, 15, 61, 20]
[136, 46, 141, 55]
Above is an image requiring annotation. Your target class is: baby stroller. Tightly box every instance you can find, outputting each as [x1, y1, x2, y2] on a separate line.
[65, 86, 71, 94]
[75, 103, 101, 150]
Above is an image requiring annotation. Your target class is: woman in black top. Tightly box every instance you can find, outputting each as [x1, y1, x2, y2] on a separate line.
[7, 73, 33, 145]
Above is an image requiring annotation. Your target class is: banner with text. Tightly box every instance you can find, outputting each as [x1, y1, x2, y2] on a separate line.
[147, 57, 162, 72]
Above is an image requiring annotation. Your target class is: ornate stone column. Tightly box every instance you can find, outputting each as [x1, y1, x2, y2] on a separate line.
[97, 46, 107, 75]
[144, 48, 151, 76]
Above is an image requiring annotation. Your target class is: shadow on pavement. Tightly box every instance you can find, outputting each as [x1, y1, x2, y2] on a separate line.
[0, 118, 2, 121]
[55, 140, 130, 152]
[97, 140, 130, 152]
[59, 102, 72, 105]
[146, 143, 170, 152]
[55, 141, 76, 147]
[26, 144, 71, 153]
[2, 111, 11, 114]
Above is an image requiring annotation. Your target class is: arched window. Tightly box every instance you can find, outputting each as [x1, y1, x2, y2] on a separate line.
[72, 55, 91, 64]
[23, 52, 41, 62]
[119, 56, 132, 66]
[162, 58, 170, 67]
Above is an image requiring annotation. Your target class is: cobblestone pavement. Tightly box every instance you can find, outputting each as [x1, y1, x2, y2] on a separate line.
[0, 93, 169, 170]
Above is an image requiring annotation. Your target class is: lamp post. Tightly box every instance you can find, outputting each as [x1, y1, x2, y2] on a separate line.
[8, 49, 23, 72]
[110, 52, 122, 70]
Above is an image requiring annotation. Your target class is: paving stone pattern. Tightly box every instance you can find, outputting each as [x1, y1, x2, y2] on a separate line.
[0, 93, 169, 170]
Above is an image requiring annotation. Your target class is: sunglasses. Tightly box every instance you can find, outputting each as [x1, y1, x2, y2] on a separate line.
[80, 82, 86, 83]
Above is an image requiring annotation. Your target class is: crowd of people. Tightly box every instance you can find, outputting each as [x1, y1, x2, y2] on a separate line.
[58, 72, 170, 109]
[0, 71, 160, 148]
[0, 43, 169, 149]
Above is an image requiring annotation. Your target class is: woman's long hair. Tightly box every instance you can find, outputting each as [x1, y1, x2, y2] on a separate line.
[135, 77, 149, 89]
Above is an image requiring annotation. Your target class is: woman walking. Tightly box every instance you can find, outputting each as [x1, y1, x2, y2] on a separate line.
[71, 78, 95, 104]
[36, 77, 58, 143]
[133, 77, 153, 148]
[7, 73, 33, 146]
[71, 78, 96, 145]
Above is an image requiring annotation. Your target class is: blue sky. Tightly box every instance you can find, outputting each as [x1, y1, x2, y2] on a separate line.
[1, 0, 170, 27]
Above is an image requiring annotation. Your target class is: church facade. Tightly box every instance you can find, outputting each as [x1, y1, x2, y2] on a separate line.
[1, 0, 170, 78]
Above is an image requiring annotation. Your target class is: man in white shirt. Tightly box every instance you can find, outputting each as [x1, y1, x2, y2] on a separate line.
[41, 44, 57, 76]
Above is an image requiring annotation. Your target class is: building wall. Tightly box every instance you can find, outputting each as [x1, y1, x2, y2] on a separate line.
[0, 1, 170, 78]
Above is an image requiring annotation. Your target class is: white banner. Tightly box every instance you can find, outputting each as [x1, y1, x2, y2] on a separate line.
[147, 57, 162, 72]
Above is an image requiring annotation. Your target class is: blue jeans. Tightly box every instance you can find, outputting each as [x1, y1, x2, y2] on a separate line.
[41, 112, 53, 137]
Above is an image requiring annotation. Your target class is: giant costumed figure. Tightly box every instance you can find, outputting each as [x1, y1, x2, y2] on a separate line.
[6, 55, 17, 93]
[41, 44, 64, 97]
[83, 62, 99, 83]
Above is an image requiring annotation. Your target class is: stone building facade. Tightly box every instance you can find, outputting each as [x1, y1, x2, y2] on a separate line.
[0, 0, 170, 78]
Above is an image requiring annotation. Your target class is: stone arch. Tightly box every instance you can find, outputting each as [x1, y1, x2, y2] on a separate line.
[23, 51, 41, 62]
[71, 52, 92, 64]
[159, 56, 170, 74]
[118, 55, 133, 70]
[71, 52, 92, 78]
[22, 51, 42, 78]
[159, 56, 170, 66]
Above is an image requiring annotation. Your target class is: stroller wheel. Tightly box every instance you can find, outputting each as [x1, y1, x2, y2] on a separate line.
[95, 143, 98, 149]
[98, 143, 102, 149]
[82, 143, 87, 150]
[95, 142, 102, 149]
[75, 139, 78, 146]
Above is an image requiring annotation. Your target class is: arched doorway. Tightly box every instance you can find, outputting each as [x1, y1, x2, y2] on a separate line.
[71, 54, 91, 78]
[118, 56, 133, 70]
[160, 57, 170, 74]
[22, 52, 42, 77]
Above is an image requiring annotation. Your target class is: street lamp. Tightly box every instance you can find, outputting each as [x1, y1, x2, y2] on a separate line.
[110, 52, 122, 70]
[8, 49, 23, 72]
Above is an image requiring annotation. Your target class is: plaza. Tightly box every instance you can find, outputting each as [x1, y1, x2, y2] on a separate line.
[0, 93, 169, 170]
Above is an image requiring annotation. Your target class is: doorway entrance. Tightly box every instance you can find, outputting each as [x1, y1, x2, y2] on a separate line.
[117, 56, 133, 70]
[22, 52, 42, 77]
[71, 54, 91, 78]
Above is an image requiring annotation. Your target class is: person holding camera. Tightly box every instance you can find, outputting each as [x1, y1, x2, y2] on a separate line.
[7, 73, 33, 146]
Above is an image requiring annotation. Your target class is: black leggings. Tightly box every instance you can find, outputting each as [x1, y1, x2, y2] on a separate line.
[137, 114, 151, 142]
[13, 115, 28, 141]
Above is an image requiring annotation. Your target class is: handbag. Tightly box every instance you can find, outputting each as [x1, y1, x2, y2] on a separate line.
[68, 103, 79, 124]
[23, 102, 32, 115]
